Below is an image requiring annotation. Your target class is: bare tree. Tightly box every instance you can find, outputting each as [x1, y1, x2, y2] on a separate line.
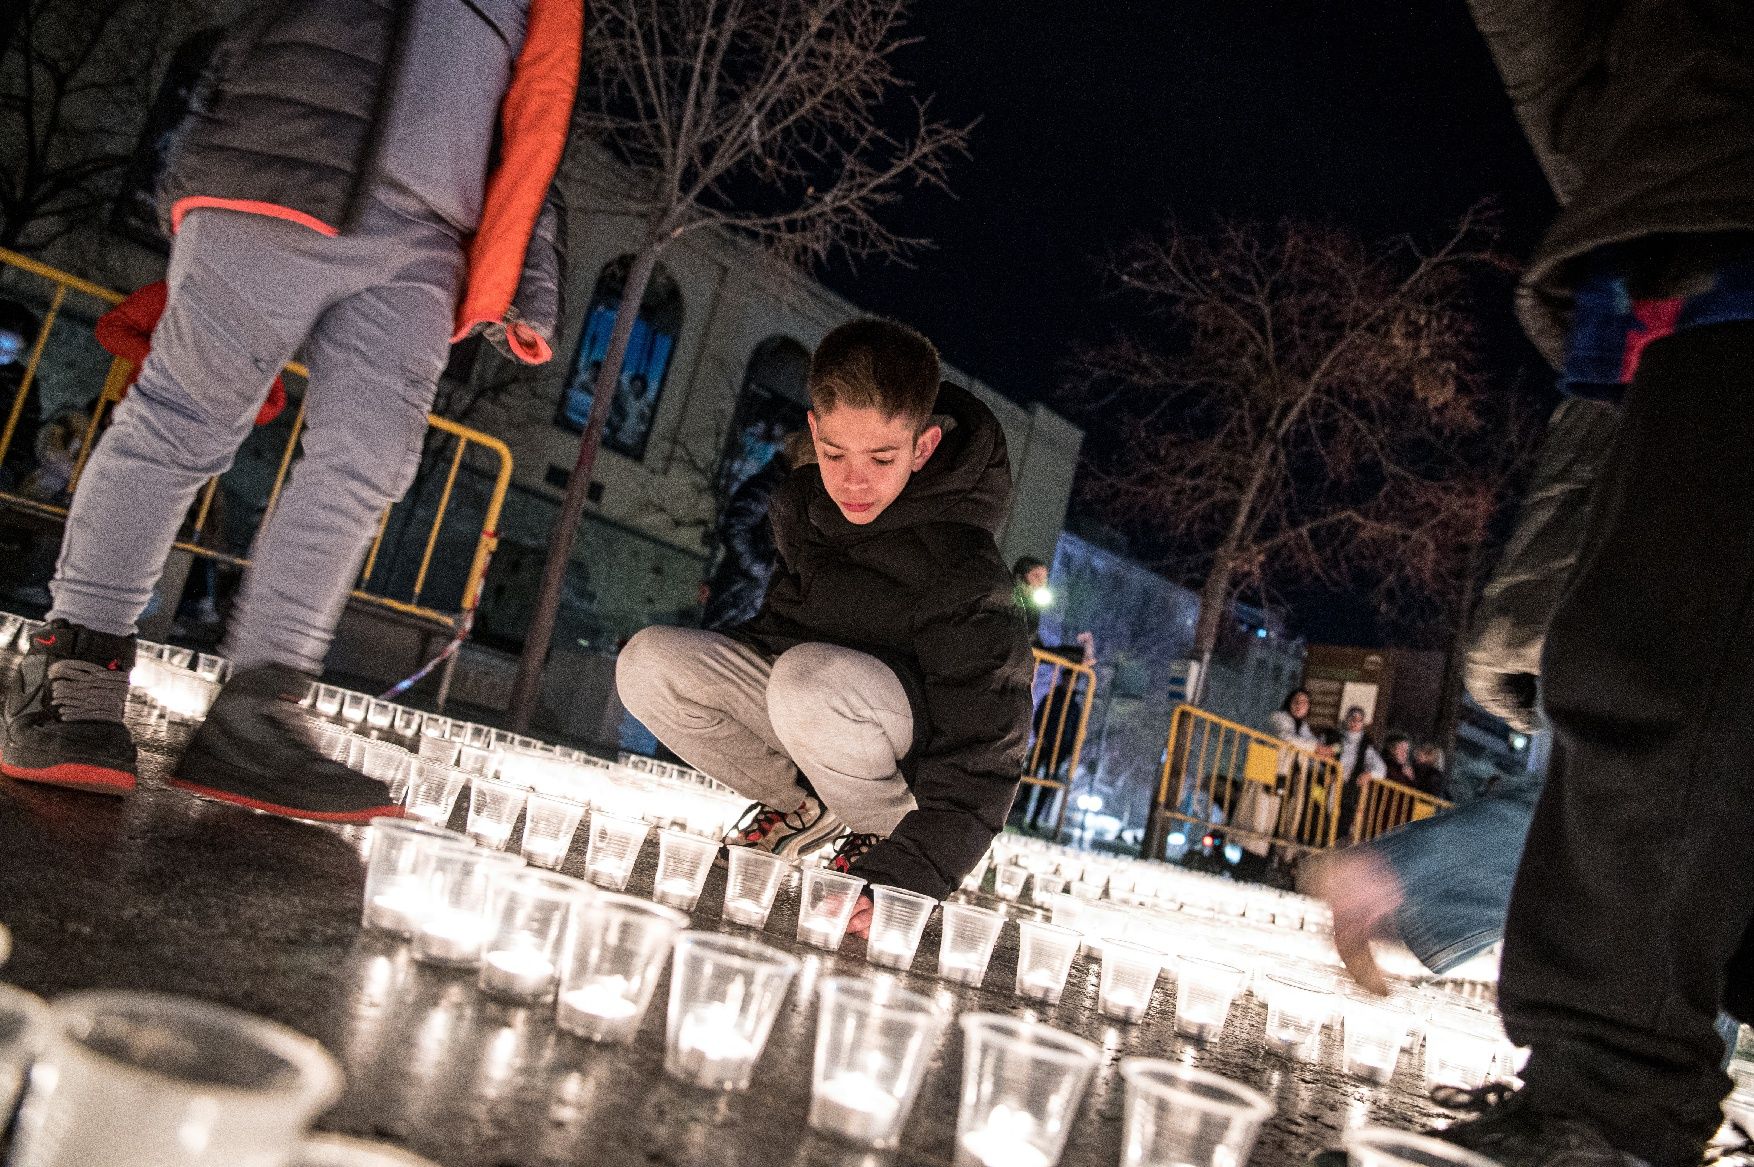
[1074, 210, 1526, 679]
[0, 0, 211, 252]
[509, 0, 970, 728]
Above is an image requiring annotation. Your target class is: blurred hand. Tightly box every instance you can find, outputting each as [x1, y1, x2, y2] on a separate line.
[1076, 631, 1095, 663]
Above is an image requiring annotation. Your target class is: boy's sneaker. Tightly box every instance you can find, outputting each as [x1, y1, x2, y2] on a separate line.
[1307, 1084, 1653, 1167]
[170, 663, 401, 824]
[724, 789, 844, 861]
[0, 618, 138, 794]
[828, 830, 882, 875]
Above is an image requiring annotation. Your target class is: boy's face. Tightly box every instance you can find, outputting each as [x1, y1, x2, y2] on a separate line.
[807, 405, 942, 525]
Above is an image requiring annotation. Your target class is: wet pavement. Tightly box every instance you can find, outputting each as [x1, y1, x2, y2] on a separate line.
[0, 684, 1460, 1167]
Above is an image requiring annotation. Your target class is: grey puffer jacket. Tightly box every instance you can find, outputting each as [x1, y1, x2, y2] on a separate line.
[157, 0, 580, 364]
[1468, 0, 1754, 366]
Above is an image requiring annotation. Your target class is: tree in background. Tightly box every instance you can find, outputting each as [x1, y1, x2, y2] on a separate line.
[1074, 209, 1530, 674]
[1071, 211, 1540, 857]
[508, 0, 970, 728]
[0, 0, 213, 252]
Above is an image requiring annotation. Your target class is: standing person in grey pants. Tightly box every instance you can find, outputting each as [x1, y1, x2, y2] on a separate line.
[0, 0, 582, 822]
[618, 319, 1034, 929]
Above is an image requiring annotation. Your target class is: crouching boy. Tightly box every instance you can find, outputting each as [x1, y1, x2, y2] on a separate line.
[616, 318, 1032, 919]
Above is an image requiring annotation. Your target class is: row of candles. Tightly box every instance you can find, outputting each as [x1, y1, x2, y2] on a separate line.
[359, 808, 1528, 1167]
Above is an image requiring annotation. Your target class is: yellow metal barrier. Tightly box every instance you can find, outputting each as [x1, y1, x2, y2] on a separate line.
[1154, 703, 1453, 857]
[0, 247, 511, 634]
[1017, 648, 1098, 839]
[1350, 773, 1451, 844]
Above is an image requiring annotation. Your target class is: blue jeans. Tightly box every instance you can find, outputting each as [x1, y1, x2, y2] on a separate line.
[1370, 767, 1546, 974]
[1368, 752, 1742, 1071]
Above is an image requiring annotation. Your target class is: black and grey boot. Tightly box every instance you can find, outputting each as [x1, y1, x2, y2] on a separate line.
[171, 663, 401, 823]
[0, 618, 138, 795]
[1308, 1085, 1655, 1167]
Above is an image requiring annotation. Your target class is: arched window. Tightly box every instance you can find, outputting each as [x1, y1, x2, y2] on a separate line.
[556, 257, 684, 461]
[718, 337, 810, 497]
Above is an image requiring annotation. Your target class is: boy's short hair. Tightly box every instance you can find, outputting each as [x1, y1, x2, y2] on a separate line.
[808, 318, 940, 425]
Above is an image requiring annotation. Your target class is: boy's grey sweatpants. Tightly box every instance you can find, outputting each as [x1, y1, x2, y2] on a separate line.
[616, 626, 918, 835]
[49, 202, 462, 673]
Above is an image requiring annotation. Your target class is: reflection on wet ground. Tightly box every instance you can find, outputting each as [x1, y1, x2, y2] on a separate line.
[0, 700, 1451, 1167]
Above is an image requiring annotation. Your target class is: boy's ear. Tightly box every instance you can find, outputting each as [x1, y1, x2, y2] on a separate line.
[806, 410, 819, 441]
[911, 423, 943, 471]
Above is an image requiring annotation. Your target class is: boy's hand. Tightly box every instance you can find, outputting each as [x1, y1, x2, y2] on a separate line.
[845, 892, 874, 940]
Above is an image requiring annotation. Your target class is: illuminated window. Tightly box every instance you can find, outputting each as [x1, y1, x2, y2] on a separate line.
[555, 257, 684, 461]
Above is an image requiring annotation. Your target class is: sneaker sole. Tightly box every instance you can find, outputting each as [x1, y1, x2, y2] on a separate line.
[0, 759, 136, 795]
[166, 777, 402, 824]
[767, 812, 848, 862]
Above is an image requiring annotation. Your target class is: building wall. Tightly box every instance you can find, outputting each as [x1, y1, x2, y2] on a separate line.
[458, 148, 1085, 652]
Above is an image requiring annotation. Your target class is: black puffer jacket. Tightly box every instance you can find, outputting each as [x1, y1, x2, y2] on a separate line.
[735, 383, 1033, 899]
[1468, 0, 1754, 365]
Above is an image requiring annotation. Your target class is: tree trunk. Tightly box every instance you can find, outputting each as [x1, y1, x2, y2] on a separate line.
[507, 244, 663, 731]
[1191, 553, 1236, 667]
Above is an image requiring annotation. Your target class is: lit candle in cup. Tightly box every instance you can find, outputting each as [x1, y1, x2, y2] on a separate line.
[366, 886, 426, 935]
[800, 915, 843, 949]
[1020, 969, 1062, 997]
[558, 975, 642, 1040]
[723, 896, 768, 927]
[480, 949, 556, 998]
[415, 909, 485, 965]
[813, 1071, 902, 1146]
[672, 1004, 759, 1090]
[960, 1104, 1050, 1167]
[653, 876, 699, 909]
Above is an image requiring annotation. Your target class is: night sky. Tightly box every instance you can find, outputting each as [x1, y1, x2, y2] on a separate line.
[820, 1, 1562, 643]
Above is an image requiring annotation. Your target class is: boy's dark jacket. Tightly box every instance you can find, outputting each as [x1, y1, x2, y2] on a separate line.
[733, 382, 1033, 899]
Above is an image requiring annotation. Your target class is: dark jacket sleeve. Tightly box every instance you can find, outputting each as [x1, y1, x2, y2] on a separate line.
[1463, 397, 1620, 732]
[850, 586, 1033, 900]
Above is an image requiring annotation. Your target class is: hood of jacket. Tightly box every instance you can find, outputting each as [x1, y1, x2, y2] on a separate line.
[796, 381, 1012, 544]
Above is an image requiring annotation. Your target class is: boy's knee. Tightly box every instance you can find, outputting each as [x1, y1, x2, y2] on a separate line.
[615, 626, 678, 709]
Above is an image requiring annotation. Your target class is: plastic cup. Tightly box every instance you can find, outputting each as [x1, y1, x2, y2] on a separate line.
[292, 1136, 441, 1165]
[584, 813, 650, 891]
[1342, 1127, 1505, 1167]
[954, 1013, 1102, 1167]
[0, 983, 48, 1114]
[1015, 920, 1082, 1005]
[722, 847, 788, 928]
[938, 902, 1005, 987]
[360, 818, 470, 936]
[1097, 939, 1163, 1023]
[797, 867, 866, 951]
[652, 829, 719, 910]
[415, 734, 458, 765]
[808, 977, 949, 1149]
[404, 762, 469, 828]
[1343, 1000, 1415, 1085]
[455, 745, 494, 777]
[556, 893, 687, 1044]
[865, 885, 937, 971]
[993, 864, 1029, 901]
[664, 932, 800, 1091]
[349, 738, 412, 802]
[1261, 974, 1334, 1062]
[477, 869, 590, 1003]
[309, 721, 351, 763]
[1118, 1059, 1273, 1167]
[8, 991, 342, 1167]
[411, 846, 524, 968]
[466, 777, 525, 850]
[1423, 1019, 1503, 1093]
[1173, 957, 1245, 1043]
[521, 791, 587, 870]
